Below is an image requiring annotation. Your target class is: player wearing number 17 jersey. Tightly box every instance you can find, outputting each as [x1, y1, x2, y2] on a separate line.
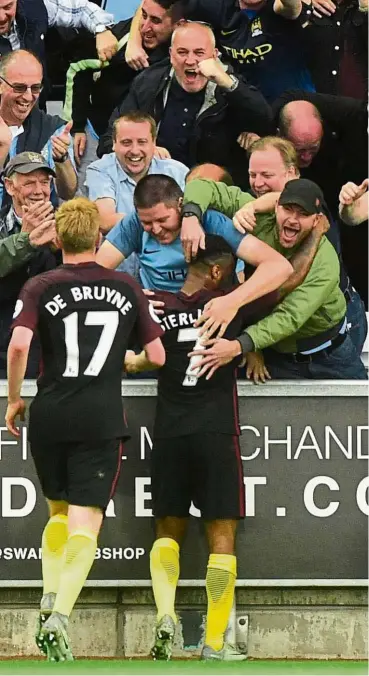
[125, 235, 276, 661]
[5, 198, 165, 663]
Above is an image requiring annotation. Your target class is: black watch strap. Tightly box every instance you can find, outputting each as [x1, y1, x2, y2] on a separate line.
[54, 153, 69, 164]
[237, 333, 255, 357]
[181, 202, 203, 222]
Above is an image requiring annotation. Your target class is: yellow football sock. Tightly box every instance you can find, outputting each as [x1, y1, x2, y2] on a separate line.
[53, 528, 97, 618]
[150, 538, 179, 622]
[41, 514, 68, 596]
[205, 553, 237, 651]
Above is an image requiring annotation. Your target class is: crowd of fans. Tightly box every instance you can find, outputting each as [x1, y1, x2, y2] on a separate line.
[0, 0, 367, 380]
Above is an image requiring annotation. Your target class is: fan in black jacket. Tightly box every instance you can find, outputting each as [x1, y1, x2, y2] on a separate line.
[97, 22, 273, 190]
[66, 1, 186, 141]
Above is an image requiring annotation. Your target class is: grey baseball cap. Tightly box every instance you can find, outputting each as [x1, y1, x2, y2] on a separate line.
[3, 152, 56, 178]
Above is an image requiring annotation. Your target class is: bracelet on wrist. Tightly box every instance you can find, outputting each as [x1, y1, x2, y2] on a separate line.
[54, 153, 69, 164]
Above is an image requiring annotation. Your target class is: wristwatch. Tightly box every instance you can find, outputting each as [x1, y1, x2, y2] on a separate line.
[227, 75, 239, 93]
[54, 153, 69, 164]
[182, 203, 203, 222]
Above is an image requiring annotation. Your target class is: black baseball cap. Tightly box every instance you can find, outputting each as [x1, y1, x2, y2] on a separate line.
[3, 152, 56, 178]
[279, 178, 324, 215]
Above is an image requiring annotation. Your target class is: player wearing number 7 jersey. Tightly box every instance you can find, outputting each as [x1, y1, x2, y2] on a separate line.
[5, 197, 165, 663]
[124, 235, 276, 662]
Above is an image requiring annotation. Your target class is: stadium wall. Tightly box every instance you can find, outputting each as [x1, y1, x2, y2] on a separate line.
[0, 587, 367, 658]
[0, 380, 368, 659]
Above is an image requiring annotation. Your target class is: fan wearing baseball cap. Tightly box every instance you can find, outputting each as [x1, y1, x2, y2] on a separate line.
[184, 177, 367, 380]
[276, 178, 325, 249]
[0, 151, 59, 377]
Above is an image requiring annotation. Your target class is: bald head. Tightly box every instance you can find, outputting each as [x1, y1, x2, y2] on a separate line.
[186, 163, 233, 185]
[170, 21, 217, 93]
[171, 21, 216, 49]
[279, 101, 323, 169]
[0, 49, 43, 80]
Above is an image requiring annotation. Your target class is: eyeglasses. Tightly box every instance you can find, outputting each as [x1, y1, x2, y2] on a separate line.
[0, 76, 43, 95]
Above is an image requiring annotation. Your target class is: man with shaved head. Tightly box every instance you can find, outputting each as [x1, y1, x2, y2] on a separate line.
[98, 21, 273, 188]
[273, 91, 367, 213]
[279, 101, 323, 169]
[186, 163, 234, 186]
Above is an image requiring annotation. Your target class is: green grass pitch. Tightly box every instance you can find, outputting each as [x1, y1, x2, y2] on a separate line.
[0, 660, 367, 676]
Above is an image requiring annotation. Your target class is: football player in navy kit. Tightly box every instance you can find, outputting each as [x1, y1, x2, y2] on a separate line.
[5, 197, 165, 662]
[125, 234, 276, 661]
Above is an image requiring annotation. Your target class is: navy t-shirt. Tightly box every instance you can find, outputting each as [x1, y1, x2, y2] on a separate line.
[187, 0, 315, 101]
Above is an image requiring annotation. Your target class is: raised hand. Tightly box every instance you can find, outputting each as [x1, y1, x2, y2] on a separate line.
[125, 40, 149, 70]
[237, 132, 260, 151]
[197, 58, 234, 89]
[21, 201, 54, 234]
[73, 132, 87, 167]
[96, 30, 118, 62]
[29, 219, 57, 248]
[52, 121, 73, 162]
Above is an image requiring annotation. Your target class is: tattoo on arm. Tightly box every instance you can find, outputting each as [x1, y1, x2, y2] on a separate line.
[277, 230, 321, 300]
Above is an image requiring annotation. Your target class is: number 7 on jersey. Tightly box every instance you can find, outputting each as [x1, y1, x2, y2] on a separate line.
[177, 327, 206, 387]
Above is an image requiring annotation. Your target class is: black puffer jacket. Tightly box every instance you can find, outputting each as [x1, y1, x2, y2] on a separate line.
[97, 59, 273, 188]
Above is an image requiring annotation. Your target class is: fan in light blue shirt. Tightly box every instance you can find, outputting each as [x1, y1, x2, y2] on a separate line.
[99, 207, 245, 292]
[85, 117, 188, 278]
[86, 153, 188, 216]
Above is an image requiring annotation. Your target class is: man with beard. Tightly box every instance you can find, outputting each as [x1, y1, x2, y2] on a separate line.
[181, 177, 367, 379]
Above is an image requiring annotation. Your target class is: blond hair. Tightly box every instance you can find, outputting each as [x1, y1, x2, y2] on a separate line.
[249, 136, 298, 171]
[56, 197, 100, 254]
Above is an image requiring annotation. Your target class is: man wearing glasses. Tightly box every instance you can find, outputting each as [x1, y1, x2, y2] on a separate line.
[0, 50, 77, 206]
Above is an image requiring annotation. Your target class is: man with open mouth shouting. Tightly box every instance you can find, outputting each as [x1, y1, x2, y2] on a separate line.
[181, 176, 367, 380]
[98, 20, 273, 190]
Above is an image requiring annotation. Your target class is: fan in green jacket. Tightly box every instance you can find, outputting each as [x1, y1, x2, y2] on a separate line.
[182, 176, 367, 381]
[183, 176, 346, 354]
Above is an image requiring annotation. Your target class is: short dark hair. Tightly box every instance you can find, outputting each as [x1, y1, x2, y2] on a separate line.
[154, 0, 187, 21]
[192, 234, 236, 271]
[134, 174, 183, 210]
